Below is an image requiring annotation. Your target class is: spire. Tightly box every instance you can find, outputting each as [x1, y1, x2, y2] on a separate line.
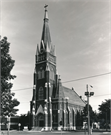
[40, 5, 51, 51]
[46, 63, 50, 71]
[56, 69, 58, 75]
[51, 44, 56, 56]
[40, 40, 45, 52]
[54, 45, 56, 56]
[46, 42, 50, 52]
[36, 44, 39, 62]
[34, 67, 36, 74]
[36, 44, 39, 55]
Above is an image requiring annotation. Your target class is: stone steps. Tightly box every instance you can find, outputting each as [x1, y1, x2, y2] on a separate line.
[32, 127, 43, 131]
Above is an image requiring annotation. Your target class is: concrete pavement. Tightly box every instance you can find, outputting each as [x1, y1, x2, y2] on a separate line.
[0, 130, 111, 135]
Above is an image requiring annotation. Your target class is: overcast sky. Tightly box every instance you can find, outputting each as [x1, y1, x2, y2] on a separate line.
[1, 0, 111, 115]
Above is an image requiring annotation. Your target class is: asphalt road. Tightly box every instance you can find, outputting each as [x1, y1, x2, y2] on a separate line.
[1, 131, 111, 135]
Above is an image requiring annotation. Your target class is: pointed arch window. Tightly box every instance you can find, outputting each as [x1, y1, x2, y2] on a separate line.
[42, 70, 44, 78]
[67, 107, 70, 124]
[72, 108, 75, 127]
[38, 71, 41, 79]
[38, 69, 45, 80]
[50, 67, 54, 80]
[38, 87, 44, 100]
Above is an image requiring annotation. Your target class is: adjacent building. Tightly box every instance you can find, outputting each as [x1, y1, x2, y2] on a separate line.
[30, 6, 85, 131]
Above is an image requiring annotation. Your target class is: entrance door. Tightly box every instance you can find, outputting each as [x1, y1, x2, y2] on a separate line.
[38, 114, 44, 127]
[39, 120, 44, 127]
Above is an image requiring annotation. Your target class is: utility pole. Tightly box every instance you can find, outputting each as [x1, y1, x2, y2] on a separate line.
[106, 110, 107, 131]
[87, 85, 90, 135]
[7, 114, 10, 135]
[85, 84, 94, 135]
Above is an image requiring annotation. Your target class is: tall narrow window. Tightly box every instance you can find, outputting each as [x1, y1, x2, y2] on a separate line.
[62, 110, 64, 127]
[38, 87, 44, 100]
[67, 108, 70, 124]
[42, 70, 44, 78]
[50, 67, 54, 80]
[72, 109, 75, 126]
[52, 71, 54, 80]
[38, 71, 41, 79]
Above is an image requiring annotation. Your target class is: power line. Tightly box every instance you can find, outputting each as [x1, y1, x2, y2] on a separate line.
[19, 93, 111, 103]
[12, 87, 33, 91]
[15, 92, 110, 100]
[83, 93, 111, 98]
[12, 72, 111, 91]
[62, 72, 111, 84]
[93, 93, 111, 97]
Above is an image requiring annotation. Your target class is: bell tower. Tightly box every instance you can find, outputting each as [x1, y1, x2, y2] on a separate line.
[31, 5, 57, 130]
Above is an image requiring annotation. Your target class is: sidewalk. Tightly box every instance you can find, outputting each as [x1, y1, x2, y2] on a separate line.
[0, 130, 111, 135]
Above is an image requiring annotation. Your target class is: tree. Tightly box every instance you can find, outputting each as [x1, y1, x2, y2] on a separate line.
[82, 104, 98, 126]
[98, 99, 110, 119]
[98, 99, 110, 129]
[1, 36, 20, 116]
[76, 111, 83, 129]
[19, 112, 32, 130]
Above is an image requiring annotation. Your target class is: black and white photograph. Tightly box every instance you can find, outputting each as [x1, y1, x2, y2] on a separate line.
[1, 0, 111, 135]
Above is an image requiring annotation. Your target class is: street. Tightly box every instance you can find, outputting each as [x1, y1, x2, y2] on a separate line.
[0, 131, 111, 135]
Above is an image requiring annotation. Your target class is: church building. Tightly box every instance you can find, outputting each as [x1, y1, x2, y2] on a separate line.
[30, 5, 85, 131]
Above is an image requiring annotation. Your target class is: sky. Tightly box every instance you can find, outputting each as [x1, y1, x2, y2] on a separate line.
[1, 0, 111, 115]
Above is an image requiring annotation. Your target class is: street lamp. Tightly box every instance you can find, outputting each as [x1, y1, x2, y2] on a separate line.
[85, 84, 94, 135]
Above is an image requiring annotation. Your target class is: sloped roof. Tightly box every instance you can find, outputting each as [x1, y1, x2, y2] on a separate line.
[59, 85, 85, 107]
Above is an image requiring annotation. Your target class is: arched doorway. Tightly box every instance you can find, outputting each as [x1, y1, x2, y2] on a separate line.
[38, 113, 44, 127]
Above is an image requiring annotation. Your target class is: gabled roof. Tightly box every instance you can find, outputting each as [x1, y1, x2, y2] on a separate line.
[59, 85, 85, 107]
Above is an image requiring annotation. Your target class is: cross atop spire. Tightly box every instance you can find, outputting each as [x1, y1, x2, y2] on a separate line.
[44, 4, 48, 11]
[44, 4, 48, 20]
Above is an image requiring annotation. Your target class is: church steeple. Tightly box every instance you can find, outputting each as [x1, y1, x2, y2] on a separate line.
[38, 5, 55, 56]
[40, 5, 51, 51]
